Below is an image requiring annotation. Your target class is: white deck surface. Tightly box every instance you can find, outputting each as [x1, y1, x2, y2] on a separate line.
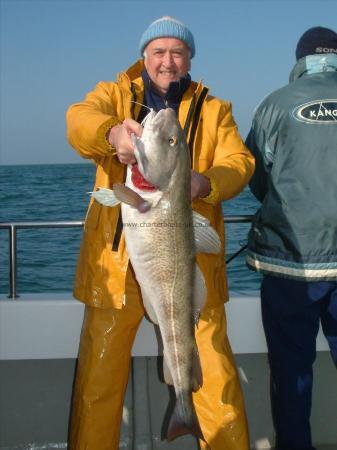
[0, 291, 329, 360]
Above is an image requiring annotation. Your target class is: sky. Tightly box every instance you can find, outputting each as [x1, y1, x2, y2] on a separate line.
[1, 0, 336, 165]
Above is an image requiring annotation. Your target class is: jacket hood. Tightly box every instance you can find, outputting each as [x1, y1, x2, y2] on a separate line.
[289, 53, 337, 82]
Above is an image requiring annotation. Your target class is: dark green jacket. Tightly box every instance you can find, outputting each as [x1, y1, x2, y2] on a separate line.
[246, 54, 337, 281]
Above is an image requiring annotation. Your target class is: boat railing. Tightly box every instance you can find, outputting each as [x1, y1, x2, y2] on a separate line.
[0, 216, 253, 299]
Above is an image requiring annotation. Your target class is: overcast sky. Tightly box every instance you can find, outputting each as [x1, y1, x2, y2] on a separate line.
[1, 0, 336, 165]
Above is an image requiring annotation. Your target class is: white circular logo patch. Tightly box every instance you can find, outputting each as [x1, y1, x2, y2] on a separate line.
[293, 100, 337, 124]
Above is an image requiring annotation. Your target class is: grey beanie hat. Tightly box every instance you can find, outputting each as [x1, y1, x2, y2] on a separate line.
[139, 16, 195, 58]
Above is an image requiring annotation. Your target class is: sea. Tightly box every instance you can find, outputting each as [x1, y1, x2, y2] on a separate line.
[0, 163, 261, 296]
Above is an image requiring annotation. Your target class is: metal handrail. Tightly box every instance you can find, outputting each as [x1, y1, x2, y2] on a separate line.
[0, 221, 84, 299]
[0, 216, 252, 299]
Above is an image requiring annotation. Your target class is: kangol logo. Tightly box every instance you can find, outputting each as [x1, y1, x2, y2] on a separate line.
[293, 100, 337, 124]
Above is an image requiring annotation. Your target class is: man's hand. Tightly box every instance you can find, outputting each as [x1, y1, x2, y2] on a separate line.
[191, 170, 211, 201]
[108, 119, 143, 165]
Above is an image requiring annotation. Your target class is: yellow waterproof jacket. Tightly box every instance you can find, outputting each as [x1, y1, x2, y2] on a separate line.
[67, 59, 254, 309]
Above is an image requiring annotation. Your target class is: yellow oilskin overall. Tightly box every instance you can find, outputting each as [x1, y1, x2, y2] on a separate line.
[67, 59, 255, 450]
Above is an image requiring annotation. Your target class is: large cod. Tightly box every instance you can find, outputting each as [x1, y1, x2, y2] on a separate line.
[92, 108, 220, 442]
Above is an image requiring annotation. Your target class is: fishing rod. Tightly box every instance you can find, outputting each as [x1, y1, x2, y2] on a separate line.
[226, 243, 248, 265]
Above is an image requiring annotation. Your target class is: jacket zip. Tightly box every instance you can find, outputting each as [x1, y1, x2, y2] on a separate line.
[187, 87, 209, 161]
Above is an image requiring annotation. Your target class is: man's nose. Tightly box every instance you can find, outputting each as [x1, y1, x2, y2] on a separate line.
[162, 52, 174, 66]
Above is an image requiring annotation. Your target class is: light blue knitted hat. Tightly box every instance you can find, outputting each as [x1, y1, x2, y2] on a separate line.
[139, 16, 195, 58]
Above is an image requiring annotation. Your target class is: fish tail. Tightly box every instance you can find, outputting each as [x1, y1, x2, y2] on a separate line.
[167, 399, 204, 442]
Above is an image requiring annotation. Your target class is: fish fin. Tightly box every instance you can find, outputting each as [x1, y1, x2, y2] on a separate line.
[141, 292, 159, 325]
[192, 264, 206, 326]
[167, 398, 204, 442]
[192, 344, 203, 392]
[193, 211, 221, 254]
[163, 352, 174, 386]
[90, 187, 120, 207]
[113, 183, 151, 212]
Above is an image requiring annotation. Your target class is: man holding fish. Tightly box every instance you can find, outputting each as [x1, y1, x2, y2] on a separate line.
[67, 16, 255, 450]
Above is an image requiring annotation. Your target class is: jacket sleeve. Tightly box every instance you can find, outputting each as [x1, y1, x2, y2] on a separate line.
[245, 125, 269, 202]
[66, 81, 122, 161]
[202, 102, 255, 204]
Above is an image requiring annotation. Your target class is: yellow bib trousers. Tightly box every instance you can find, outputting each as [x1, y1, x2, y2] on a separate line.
[69, 268, 249, 450]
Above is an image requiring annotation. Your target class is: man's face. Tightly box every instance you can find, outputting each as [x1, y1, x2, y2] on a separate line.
[144, 38, 191, 95]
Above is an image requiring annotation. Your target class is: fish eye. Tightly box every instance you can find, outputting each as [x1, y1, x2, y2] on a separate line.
[168, 136, 178, 147]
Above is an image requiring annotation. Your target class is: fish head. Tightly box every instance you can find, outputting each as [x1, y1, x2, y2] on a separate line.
[133, 108, 190, 191]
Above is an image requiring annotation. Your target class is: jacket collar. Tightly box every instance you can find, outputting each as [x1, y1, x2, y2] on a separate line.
[289, 53, 337, 83]
[141, 69, 191, 111]
[116, 59, 207, 125]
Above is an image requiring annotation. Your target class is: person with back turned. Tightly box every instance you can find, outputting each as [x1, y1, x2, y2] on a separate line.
[67, 16, 255, 450]
[245, 26, 337, 450]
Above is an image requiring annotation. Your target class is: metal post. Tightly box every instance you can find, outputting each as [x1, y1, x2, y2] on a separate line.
[8, 225, 18, 299]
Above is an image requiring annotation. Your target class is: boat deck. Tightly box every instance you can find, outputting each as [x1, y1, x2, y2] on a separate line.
[1, 292, 336, 450]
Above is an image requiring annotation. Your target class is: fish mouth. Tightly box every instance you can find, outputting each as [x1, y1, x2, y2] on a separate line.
[132, 108, 171, 171]
[131, 108, 178, 189]
[131, 133, 144, 157]
[131, 133, 148, 175]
